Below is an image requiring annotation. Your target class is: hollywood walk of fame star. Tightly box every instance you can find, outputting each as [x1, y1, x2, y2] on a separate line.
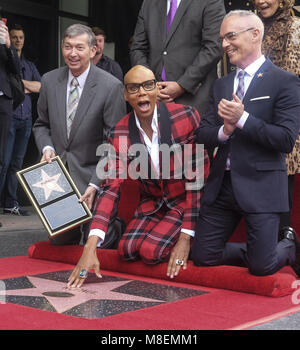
[32, 170, 65, 200]
[0, 276, 163, 314]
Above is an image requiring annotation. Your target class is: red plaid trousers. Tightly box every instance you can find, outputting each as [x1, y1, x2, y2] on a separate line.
[117, 203, 182, 264]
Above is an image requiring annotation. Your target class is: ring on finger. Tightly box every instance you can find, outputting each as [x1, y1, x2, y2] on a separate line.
[79, 268, 88, 279]
[175, 259, 184, 266]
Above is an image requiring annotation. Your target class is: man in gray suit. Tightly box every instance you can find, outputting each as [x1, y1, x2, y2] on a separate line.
[130, 0, 226, 116]
[33, 24, 126, 245]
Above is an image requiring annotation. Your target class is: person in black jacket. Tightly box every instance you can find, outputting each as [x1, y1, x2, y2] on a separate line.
[91, 27, 123, 82]
[0, 17, 21, 227]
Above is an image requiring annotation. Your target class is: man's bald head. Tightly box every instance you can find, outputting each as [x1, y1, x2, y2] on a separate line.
[124, 65, 156, 85]
[223, 10, 264, 42]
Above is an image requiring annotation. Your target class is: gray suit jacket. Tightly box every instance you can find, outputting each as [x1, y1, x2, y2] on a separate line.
[130, 0, 225, 115]
[33, 64, 126, 194]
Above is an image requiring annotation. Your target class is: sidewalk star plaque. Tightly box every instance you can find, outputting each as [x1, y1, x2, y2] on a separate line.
[17, 156, 92, 237]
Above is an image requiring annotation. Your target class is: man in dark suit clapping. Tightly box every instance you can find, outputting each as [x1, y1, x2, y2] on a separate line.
[191, 10, 300, 277]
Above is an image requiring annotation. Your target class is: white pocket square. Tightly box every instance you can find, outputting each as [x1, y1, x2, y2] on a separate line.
[250, 96, 270, 101]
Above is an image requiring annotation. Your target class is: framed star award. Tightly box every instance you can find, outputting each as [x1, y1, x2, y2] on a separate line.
[17, 156, 92, 237]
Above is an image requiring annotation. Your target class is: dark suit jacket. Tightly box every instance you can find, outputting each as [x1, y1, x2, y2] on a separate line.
[0, 45, 20, 98]
[90, 102, 210, 234]
[33, 64, 126, 194]
[0, 45, 20, 163]
[96, 54, 123, 82]
[196, 59, 300, 213]
[130, 0, 225, 115]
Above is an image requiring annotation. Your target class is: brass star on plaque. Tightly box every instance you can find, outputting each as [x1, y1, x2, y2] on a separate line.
[33, 169, 65, 200]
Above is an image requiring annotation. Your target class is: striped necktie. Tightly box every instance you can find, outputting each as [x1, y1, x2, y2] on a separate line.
[225, 70, 246, 170]
[236, 70, 245, 100]
[66, 77, 79, 138]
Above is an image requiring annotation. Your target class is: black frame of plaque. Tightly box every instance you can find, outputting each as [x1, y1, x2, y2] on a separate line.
[16, 156, 92, 237]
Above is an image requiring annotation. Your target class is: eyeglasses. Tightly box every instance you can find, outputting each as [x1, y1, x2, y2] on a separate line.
[125, 79, 157, 94]
[220, 27, 254, 43]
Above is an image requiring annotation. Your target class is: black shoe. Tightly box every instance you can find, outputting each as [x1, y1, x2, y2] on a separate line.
[0, 222, 2, 227]
[3, 204, 30, 216]
[278, 226, 296, 241]
[279, 226, 300, 277]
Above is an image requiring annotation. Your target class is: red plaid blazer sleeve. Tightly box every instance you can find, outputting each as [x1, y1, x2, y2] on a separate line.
[90, 116, 131, 233]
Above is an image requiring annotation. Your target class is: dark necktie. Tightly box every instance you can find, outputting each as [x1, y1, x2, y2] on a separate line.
[161, 0, 178, 81]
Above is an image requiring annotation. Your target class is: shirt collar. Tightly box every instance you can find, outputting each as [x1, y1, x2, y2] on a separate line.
[236, 55, 266, 78]
[68, 63, 91, 88]
[134, 104, 158, 135]
[168, 0, 181, 6]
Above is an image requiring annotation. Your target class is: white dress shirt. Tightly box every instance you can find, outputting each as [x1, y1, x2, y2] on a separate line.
[135, 106, 160, 177]
[167, 0, 182, 12]
[89, 104, 194, 246]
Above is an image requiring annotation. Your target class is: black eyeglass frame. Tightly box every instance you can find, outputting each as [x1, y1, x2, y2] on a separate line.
[125, 79, 157, 94]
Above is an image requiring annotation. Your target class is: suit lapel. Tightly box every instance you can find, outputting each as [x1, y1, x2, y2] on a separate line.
[157, 102, 172, 147]
[224, 72, 235, 101]
[165, 0, 192, 46]
[243, 59, 272, 104]
[55, 67, 68, 144]
[128, 110, 141, 145]
[157, 102, 173, 187]
[158, 0, 168, 40]
[68, 65, 97, 143]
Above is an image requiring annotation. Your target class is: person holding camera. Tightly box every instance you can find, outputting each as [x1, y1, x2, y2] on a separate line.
[0, 17, 21, 227]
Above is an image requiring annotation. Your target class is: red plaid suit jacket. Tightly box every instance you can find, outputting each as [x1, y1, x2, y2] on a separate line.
[90, 102, 210, 234]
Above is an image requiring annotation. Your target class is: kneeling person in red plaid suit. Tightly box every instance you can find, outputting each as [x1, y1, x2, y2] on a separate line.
[68, 65, 209, 288]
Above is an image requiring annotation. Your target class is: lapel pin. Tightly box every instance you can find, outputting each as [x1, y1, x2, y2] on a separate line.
[257, 73, 263, 78]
